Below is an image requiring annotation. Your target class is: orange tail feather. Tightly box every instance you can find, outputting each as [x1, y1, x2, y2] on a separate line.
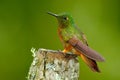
[80, 54, 100, 72]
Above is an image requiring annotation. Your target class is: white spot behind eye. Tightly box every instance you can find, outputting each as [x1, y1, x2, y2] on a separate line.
[66, 17, 68, 20]
[63, 17, 68, 20]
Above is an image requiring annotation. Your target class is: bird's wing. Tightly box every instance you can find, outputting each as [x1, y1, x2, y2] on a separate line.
[68, 37, 105, 62]
[74, 25, 88, 45]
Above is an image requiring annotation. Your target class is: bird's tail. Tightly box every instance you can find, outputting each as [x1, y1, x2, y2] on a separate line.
[80, 54, 100, 72]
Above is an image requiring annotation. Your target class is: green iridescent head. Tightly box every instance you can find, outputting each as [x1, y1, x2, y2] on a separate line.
[48, 12, 75, 28]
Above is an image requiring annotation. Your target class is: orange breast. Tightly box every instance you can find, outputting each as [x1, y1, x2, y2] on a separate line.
[58, 28, 64, 43]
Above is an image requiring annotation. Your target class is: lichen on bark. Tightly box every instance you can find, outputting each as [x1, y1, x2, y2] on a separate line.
[27, 48, 79, 80]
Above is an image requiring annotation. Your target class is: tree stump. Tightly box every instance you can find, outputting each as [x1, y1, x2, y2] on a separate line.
[27, 48, 79, 80]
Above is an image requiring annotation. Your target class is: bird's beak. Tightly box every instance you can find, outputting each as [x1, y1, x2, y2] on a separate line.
[47, 12, 58, 17]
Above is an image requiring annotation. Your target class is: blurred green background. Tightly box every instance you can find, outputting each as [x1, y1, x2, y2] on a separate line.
[0, 0, 120, 80]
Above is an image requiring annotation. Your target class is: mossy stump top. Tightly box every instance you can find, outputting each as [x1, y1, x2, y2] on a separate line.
[27, 48, 79, 80]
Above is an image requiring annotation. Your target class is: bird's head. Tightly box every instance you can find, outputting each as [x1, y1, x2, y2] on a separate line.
[48, 12, 74, 28]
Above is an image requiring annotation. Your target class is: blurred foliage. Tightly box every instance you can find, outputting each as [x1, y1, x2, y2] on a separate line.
[0, 0, 120, 80]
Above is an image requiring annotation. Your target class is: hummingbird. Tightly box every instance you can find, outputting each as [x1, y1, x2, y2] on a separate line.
[48, 12, 105, 72]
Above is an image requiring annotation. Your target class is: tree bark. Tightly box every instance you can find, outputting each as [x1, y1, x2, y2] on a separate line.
[27, 48, 79, 80]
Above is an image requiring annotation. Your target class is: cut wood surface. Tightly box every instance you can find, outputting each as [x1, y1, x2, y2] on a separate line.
[27, 48, 79, 80]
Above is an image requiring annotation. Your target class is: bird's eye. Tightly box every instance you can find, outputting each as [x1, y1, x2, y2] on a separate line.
[63, 17, 68, 20]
